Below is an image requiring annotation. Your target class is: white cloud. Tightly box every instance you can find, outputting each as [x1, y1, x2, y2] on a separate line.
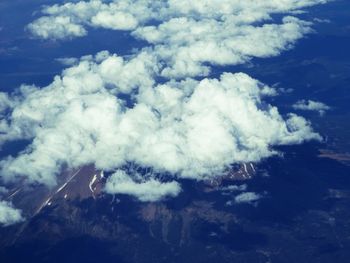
[222, 184, 248, 192]
[27, 0, 153, 40]
[105, 170, 181, 202]
[90, 10, 138, 30]
[134, 16, 312, 78]
[0, 201, 24, 226]
[293, 100, 331, 115]
[234, 192, 262, 204]
[28, 0, 328, 41]
[27, 0, 327, 79]
[28, 16, 87, 40]
[0, 59, 321, 188]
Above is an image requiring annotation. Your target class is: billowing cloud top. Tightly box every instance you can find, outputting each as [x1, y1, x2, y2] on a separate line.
[0, 0, 327, 205]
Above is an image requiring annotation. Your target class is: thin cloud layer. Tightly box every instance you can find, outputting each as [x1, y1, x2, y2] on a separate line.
[0, 0, 328, 202]
[234, 192, 263, 204]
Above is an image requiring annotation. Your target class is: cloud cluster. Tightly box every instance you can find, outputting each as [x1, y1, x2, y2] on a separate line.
[27, 1, 144, 39]
[0, 52, 321, 190]
[134, 16, 312, 78]
[28, 0, 327, 78]
[0, 201, 24, 226]
[0, 0, 328, 202]
[293, 100, 331, 115]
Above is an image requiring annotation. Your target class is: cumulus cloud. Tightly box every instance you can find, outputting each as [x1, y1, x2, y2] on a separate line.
[28, 15, 87, 40]
[0, 56, 320, 189]
[27, 0, 327, 78]
[27, 0, 151, 40]
[0, 0, 328, 202]
[28, 0, 328, 41]
[134, 16, 313, 78]
[105, 170, 181, 202]
[0, 201, 24, 226]
[293, 100, 331, 115]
